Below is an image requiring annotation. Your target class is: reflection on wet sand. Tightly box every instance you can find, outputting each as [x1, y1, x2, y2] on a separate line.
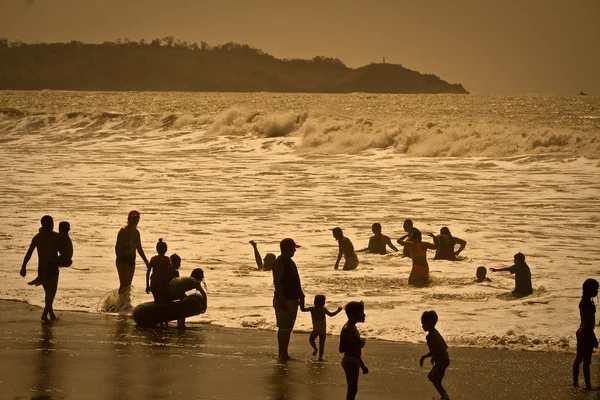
[31, 323, 62, 400]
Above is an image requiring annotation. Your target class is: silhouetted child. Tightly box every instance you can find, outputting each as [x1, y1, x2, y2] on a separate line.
[420, 310, 450, 400]
[490, 252, 533, 297]
[339, 301, 368, 400]
[474, 266, 492, 283]
[573, 278, 599, 390]
[249, 240, 276, 271]
[28, 220, 72, 286]
[146, 238, 173, 304]
[170, 253, 181, 280]
[300, 294, 342, 361]
[168, 268, 207, 329]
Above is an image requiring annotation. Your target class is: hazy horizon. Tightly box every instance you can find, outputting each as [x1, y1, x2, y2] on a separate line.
[1, 0, 599, 94]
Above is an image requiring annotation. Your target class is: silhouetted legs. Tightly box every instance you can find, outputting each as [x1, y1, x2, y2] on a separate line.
[278, 330, 291, 362]
[428, 365, 450, 400]
[309, 332, 326, 360]
[41, 275, 59, 322]
[573, 348, 593, 389]
[342, 360, 359, 400]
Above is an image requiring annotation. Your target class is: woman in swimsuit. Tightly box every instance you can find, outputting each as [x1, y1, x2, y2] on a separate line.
[397, 229, 437, 287]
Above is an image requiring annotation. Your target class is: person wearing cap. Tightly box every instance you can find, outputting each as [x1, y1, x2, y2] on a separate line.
[115, 210, 150, 308]
[272, 238, 305, 363]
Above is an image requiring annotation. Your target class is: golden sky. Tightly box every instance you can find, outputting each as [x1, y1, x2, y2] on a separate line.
[1, 0, 598, 94]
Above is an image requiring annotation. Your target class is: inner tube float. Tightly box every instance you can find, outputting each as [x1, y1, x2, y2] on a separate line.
[132, 293, 206, 327]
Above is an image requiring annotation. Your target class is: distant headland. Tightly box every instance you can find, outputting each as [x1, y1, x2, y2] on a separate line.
[0, 38, 468, 94]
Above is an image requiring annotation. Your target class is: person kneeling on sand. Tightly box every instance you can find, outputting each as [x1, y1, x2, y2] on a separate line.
[249, 240, 277, 271]
[490, 252, 533, 297]
[168, 268, 207, 329]
[357, 223, 399, 255]
[333, 227, 359, 271]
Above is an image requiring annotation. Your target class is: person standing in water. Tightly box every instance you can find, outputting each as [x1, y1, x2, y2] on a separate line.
[356, 223, 399, 255]
[20, 215, 66, 322]
[573, 278, 599, 390]
[333, 227, 359, 271]
[397, 229, 437, 287]
[398, 219, 417, 258]
[115, 210, 150, 309]
[432, 227, 467, 261]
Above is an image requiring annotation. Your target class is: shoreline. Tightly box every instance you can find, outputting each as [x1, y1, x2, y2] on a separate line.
[0, 299, 595, 400]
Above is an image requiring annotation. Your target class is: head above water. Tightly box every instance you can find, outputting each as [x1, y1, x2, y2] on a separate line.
[40, 215, 54, 230]
[156, 238, 167, 255]
[403, 219, 413, 232]
[191, 268, 204, 281]
[371, 223, 382, 234]
[59, 221, 70, 233]
[513, 252, 525, 264]
[421, 310, 438, 331]
[345, 300, 365, 322]
[263, 253, 276, 269]
[476, 266, 487, 281]
[332, 227, 344, 240]
[440, 227, 451, 235]
[582, 278, 599, 298]
[314, 294, 326, 307]
[170, 253, 181, 269]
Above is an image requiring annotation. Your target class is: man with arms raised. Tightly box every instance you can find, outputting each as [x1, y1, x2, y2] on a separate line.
[272, 238, 305, 363]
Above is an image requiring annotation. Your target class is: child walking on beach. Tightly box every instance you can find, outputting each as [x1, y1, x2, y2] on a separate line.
[339, 301, 368, 400]
[300, 294, 342, 361]
[420, 310, 451, 400]
[573, 278, 599, 390]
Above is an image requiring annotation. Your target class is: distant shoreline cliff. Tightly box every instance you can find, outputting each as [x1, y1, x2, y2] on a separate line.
[0, 38, 468, 94]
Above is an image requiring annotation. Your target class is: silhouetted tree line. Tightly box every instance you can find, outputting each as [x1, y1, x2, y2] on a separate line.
[0, 38, 468, 93]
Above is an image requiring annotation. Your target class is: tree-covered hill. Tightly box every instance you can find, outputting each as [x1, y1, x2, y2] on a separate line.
[0, 38, 468, 94]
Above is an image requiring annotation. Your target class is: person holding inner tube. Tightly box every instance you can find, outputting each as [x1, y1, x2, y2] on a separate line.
[115, 210, 150, 309]
[397, 229, 437, 287]
[168, 267, 207, 329]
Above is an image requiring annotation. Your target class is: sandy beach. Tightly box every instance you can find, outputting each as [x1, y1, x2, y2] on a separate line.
[0, 300, 597, 400]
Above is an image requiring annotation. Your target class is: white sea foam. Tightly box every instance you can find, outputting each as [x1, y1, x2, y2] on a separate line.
[0, 91, 599, 352]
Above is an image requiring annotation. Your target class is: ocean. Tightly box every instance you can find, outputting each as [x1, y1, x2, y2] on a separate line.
[1, 91, 599, 352]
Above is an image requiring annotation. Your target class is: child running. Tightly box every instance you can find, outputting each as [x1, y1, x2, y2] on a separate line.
[145, 238, 173, 304]
[573, 278, 599, 390]
[339, 301, 368, 400]
[300, 294, 343, 361]
[420, 310, 451, 400]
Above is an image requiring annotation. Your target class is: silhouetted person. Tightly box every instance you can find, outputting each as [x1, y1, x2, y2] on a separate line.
[250, 240, 276, 271]
[168, 268, 207, 329]
[272, 238, 305, 363]
[398, 219, 417, 257]
[474, 266, 492, 283]
[339, 301, 368, 400]
[333, 227, 359, 271]
[28, 220, 73, 285]
[145, 238, 173, 304]
[170, 253, 181, 280]
[573, 278, 599, 390]
[397, 229, 437, 287]
[490, 252, 533, 297]
[115, 210, 150, 309]
[20, 215, 65, 322]
[300, 294, 343, 361]
[420, 310, 450, 400]
[433, 227, 466, 261]
[357, 223, 399, 255]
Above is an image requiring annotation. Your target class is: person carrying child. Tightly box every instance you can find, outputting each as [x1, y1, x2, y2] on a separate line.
[300, 294, 342, 361]
[339, 301, 369, 400]
[145, 238, 173, 304]
[420, 310, 451, 400]
[573, 278, 599, 390]
[28, 220, 73, 286]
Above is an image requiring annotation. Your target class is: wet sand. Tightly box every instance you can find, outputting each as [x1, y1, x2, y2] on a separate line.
[0, 300, 596, 400]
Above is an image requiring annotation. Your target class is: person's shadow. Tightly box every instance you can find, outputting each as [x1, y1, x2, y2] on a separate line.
[31, 322, 61, 400]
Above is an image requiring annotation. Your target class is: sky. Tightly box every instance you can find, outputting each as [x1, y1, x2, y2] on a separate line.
[1, 0, 599, 94]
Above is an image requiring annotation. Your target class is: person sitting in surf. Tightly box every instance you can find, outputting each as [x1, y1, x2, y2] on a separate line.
[333, 227, 359, 271]
[490, 252, 533, 297]
[357, 223, 399, 255]
[168, 267, 207, 329]
[432, 227, 467, 261]
[397, 229, 437, 287]
[474, 266, 492, 283]
[249, 240, 277, 271]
